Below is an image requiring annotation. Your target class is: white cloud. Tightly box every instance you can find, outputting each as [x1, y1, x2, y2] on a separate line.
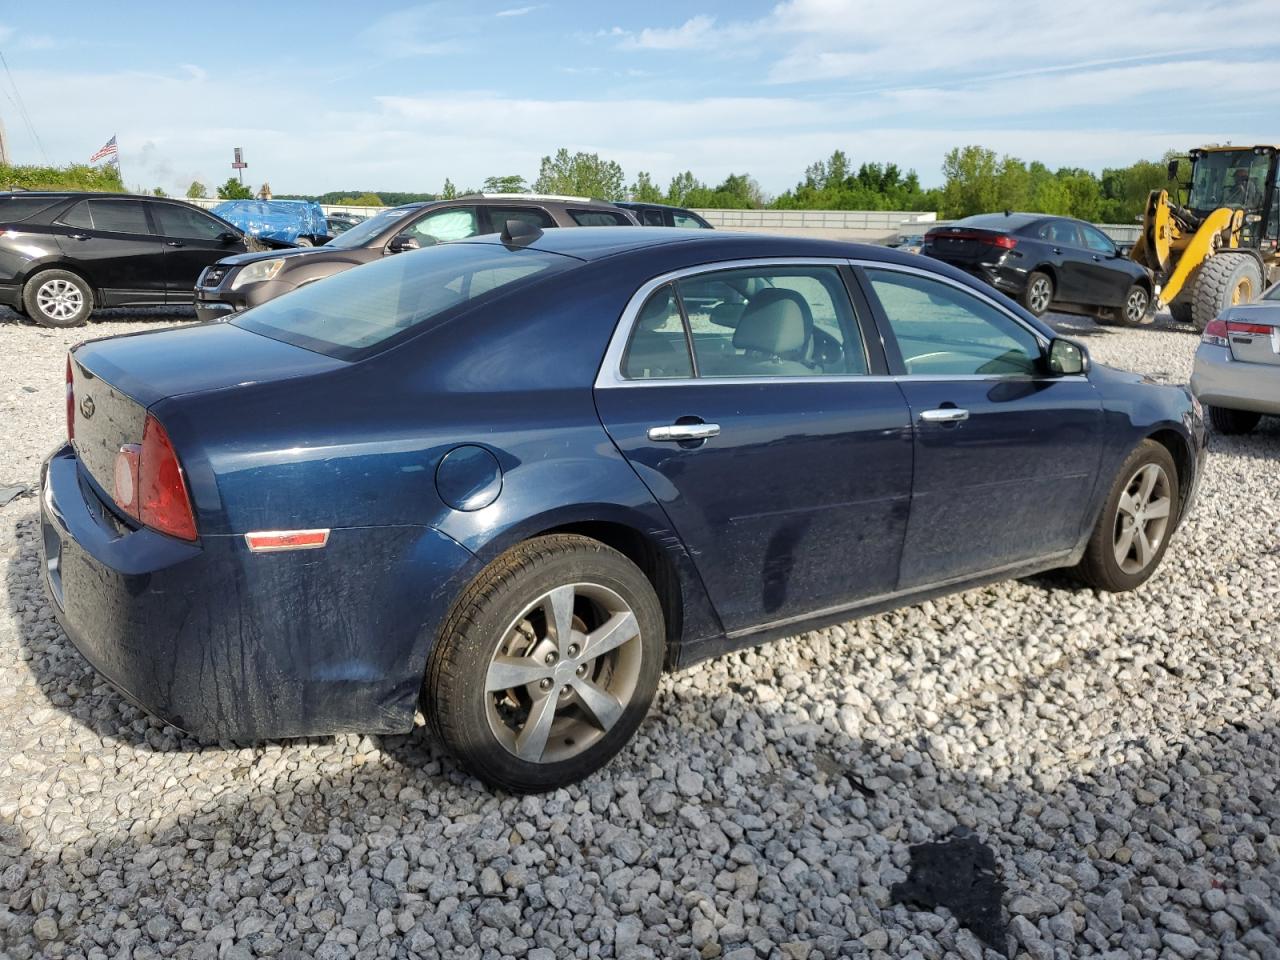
[495, 5, 540, 16]
[619, 15, 718, 50]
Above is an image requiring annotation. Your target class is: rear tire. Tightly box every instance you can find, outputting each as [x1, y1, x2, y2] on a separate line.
[425, 534, 664, 793]
[23, 269, 93, 328]
[1073, 440, 1179, 592]
[1192, 252, 1263, 330]
[1208, 405, 1261, 435]
[293, 236, 314, 247]
[1021, 271, 1053, 317]
[1118, 284, 1151, 326]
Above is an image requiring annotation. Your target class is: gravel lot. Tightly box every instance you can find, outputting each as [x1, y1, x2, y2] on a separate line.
[1, 305, 1278, 960]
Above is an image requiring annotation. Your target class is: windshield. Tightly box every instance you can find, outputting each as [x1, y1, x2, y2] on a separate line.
[327, 206, 420, 248]
[232, 241, 574, 360]
[1188, 150, 1271, 212]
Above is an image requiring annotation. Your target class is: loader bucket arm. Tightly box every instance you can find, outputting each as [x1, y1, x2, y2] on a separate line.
[1157, 206, 1241, 307]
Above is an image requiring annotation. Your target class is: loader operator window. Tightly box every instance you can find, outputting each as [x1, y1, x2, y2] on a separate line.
[1190, 150, 1270, 212]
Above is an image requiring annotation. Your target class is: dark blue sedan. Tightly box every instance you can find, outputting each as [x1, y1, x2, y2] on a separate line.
[41, 226, 1206, 791]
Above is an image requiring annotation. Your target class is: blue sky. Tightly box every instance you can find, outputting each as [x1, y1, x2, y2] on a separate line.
[1, 1, 1278, 197]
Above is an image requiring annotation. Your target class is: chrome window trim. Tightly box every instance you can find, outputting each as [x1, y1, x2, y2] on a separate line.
[596, 257, 1083, 389]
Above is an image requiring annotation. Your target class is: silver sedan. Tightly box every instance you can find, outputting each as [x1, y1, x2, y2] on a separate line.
[1191, 287, 1280, 434]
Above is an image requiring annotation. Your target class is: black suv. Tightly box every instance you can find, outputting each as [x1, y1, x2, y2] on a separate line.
[0, 192, 288, 327]
[194, 194, 638, 321]
[614, 201, 713, 229]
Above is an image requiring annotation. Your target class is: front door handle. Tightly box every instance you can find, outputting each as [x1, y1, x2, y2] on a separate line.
[647, 422, 721, 442]
[66, 233, 90, 241]
[919, 408, 969, 423]
[165, 240, 185, 247]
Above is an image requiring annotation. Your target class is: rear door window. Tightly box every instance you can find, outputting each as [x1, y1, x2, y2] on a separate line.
[641, 209, 666, 226]
[569, 209, 631, 226]
[484, 206, 555, 233]
[622, 284, 693, 379]
[673, 211, 709, 229]
[59, 200, 94, 229]
[86, 199, 152, 235]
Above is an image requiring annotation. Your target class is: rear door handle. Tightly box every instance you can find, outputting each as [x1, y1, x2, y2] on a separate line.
[647, 422, 721, 442]
[919, 408, 969, 423]
[66, 233, 90, 241]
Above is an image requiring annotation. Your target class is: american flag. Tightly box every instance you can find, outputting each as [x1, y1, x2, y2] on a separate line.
[90, 135, 118, 163]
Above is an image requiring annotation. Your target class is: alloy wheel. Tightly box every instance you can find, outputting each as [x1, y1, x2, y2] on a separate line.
[1112, 462, 1172, 575]
[485, 582, 643, 764]
[1125, 288, 1149, 324]
[36, 279, 84, 321]
[1028, 276, 1052, 314]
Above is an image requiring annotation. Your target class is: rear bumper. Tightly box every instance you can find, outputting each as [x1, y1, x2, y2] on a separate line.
[40, 443, 479, 740]
[923, 253, 1024, 295]
[1190, 344, 1280, 414]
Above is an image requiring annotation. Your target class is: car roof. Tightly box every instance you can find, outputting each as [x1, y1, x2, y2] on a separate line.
[614, 201, 692, 212]
[455, 225, 927, 263]
[950, 212, 1047, 231]
[0, 190, 192, 202]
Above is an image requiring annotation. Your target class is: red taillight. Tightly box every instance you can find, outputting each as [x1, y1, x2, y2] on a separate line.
[1225, 320, 1275, 336]
[65, 356, 75, 441]
[111, 415, 197, 541]
[924, 229, 1016, 250]
[988, 234, 1017, 249]
[1202, 318, 1229, 346]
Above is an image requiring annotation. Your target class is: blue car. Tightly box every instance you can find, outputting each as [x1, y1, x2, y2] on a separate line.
[42, 226, 1205, 791]
[210, 199, 330, 246]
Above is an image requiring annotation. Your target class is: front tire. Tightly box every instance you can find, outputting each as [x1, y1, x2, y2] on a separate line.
[1117, 283, 1151, 326]
[293, 236, 314, 247]
[1192, 252, 1263, 329]
[1208, 405, 1261, 435]
[425, 534, 664, 793]
[23, 269, 93, 327]
[1021, 271, 1054, 317]
[1073, 440, 1179, 592]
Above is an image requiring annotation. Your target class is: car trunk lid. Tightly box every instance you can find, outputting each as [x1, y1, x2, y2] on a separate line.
[924, 227, 1015, 263]
[1221, 303, 1280, 367]
[69, 322, 345, 495]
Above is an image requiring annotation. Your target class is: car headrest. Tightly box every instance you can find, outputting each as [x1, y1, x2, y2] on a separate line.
[733, 289, 810, 356]
[637, 289, 676, 331]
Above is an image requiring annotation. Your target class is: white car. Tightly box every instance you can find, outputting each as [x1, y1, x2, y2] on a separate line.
[1191, 284, 1280, 434]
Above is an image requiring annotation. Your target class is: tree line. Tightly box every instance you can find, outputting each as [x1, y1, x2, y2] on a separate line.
[273, 145, 1176, 224]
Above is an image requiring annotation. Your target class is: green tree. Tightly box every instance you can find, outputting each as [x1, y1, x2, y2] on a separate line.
[665, 171, 704, 206]
[534, 149, 625, 200]
[628, 171, 664, 203]
[440, 178, 457, 200]
[152, 186, 168, 197]
[482, 175, 528, 193]
[1098, 158, 1170, 222]
[683, 173, 766, 209]
[185, 181, 207, 199]
[216, 177, 254, 200]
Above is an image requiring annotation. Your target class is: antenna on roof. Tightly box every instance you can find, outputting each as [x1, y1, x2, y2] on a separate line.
[1004, 209, 1012, 216]
[501, 218, 542, 248]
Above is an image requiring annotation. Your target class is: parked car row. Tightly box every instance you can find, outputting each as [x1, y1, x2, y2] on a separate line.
[0, 191, 711, 326]
[43, 225, 1205, 790]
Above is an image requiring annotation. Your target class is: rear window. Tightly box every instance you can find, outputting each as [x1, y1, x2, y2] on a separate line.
[232, 242, 574, 360]
[570, 209, 631, 226]
[0, 196, 59, 223]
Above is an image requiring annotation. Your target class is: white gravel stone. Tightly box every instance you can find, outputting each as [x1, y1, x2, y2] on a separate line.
[0, 307, 1277, 959]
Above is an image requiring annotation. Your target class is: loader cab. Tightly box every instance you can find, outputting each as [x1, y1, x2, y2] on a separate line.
[1184, 147, 1279, 249]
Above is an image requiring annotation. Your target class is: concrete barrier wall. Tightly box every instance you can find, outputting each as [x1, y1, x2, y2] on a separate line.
[188, 197, 1139, 244]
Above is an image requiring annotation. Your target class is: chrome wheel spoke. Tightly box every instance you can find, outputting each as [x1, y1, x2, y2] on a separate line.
[1117, 491, 1139, 518]
[582, 610, 638, 660]
[1136, 465, 1158, 504]
[572, 677, 624, 733]
[1144, 496, 1171, 520]
[1134, 526, 1153, 567]
[515, 692, 558, 761]
[1114, 523, 1137, 566]
[543, 585, 576, 652]
[486, 655, 553, 692]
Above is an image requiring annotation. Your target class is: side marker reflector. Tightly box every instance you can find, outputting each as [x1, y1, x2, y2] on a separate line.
[245, 529, 330, 553]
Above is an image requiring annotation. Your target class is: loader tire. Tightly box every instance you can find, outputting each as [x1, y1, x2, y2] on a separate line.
[1192, 252, 1263, 330]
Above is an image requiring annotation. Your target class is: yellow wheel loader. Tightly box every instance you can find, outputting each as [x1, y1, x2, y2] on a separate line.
[1130, 145, 1280, 328]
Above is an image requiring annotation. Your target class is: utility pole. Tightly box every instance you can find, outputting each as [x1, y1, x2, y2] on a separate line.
[0, 114, 10, 167]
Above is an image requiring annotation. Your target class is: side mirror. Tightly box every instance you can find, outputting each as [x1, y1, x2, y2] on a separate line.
[1167, 158, 1180, 181]
[387, 234, 421, 254]
[1047, 337, 1088, 376]
[218, 231, 239, 244]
